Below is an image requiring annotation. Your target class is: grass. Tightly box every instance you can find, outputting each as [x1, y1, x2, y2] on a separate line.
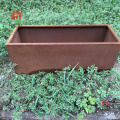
[1, 64, 120, 120]
[0, 0, 120, 120]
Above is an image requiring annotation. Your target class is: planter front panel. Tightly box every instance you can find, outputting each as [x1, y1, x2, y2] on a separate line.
[6, 25, 120, 74]
[6, 44, 120, 74]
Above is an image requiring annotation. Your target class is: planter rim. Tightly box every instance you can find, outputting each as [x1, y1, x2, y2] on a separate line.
[16, 24, 115, 27]
[6, 24, 120, 46]
[6, 42, 120, 46]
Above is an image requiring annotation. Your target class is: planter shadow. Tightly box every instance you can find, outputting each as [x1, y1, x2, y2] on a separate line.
[6, 24, 120, 74]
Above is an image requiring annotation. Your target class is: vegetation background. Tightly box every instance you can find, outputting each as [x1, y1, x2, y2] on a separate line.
[0, 0, 120, 120]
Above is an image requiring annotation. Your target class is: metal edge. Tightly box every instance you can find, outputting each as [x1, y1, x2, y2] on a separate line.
[5, 25, 19, 45]
[18, 24, 108, 27]
[7, 42, 120, 46]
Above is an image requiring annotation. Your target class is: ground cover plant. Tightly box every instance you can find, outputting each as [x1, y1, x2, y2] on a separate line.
[0, 64, 120, 120]
[0, 0, 120, 120]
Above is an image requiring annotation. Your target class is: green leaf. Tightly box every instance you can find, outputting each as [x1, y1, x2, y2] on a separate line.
[90, 100, 95, 105]
[67, 63, 79, 80]
[84, 92, 89, 97]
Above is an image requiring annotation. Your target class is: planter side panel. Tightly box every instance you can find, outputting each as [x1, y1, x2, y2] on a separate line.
[6, 44, 120, 74]
[10, 31, 21, 43]
[104, 29, 118, 42]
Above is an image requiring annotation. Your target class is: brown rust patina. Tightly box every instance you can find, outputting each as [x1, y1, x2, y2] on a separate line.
[6, 25, 120, 74]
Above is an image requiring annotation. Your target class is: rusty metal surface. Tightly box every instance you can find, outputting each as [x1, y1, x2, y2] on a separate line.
[18, 27, 107, 43]
[6, 24, 120, 74]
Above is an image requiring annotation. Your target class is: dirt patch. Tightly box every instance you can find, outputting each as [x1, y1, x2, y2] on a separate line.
[0, 107, 120, 120]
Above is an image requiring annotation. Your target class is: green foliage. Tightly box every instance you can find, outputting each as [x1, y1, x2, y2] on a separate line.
[0, 0, 120, 120]
[0, 38, 10, 64]
[0, 63, 120, 120]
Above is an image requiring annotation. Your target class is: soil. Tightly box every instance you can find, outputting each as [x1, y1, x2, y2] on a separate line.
[0, 107, 120, 120]
[0, 62, 120, 120]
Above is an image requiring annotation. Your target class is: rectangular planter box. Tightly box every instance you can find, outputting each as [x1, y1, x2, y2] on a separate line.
[6, 24, 120, 74]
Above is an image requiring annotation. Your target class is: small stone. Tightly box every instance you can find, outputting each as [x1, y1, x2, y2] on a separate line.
[104, 113, 108, 116]
[105, 113, 117, 119]
[0, 75, 4, 80]
[115, 100, 120, 103]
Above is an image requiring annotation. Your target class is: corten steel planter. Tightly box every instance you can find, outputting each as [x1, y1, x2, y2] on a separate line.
[6, 24, 120, 74]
